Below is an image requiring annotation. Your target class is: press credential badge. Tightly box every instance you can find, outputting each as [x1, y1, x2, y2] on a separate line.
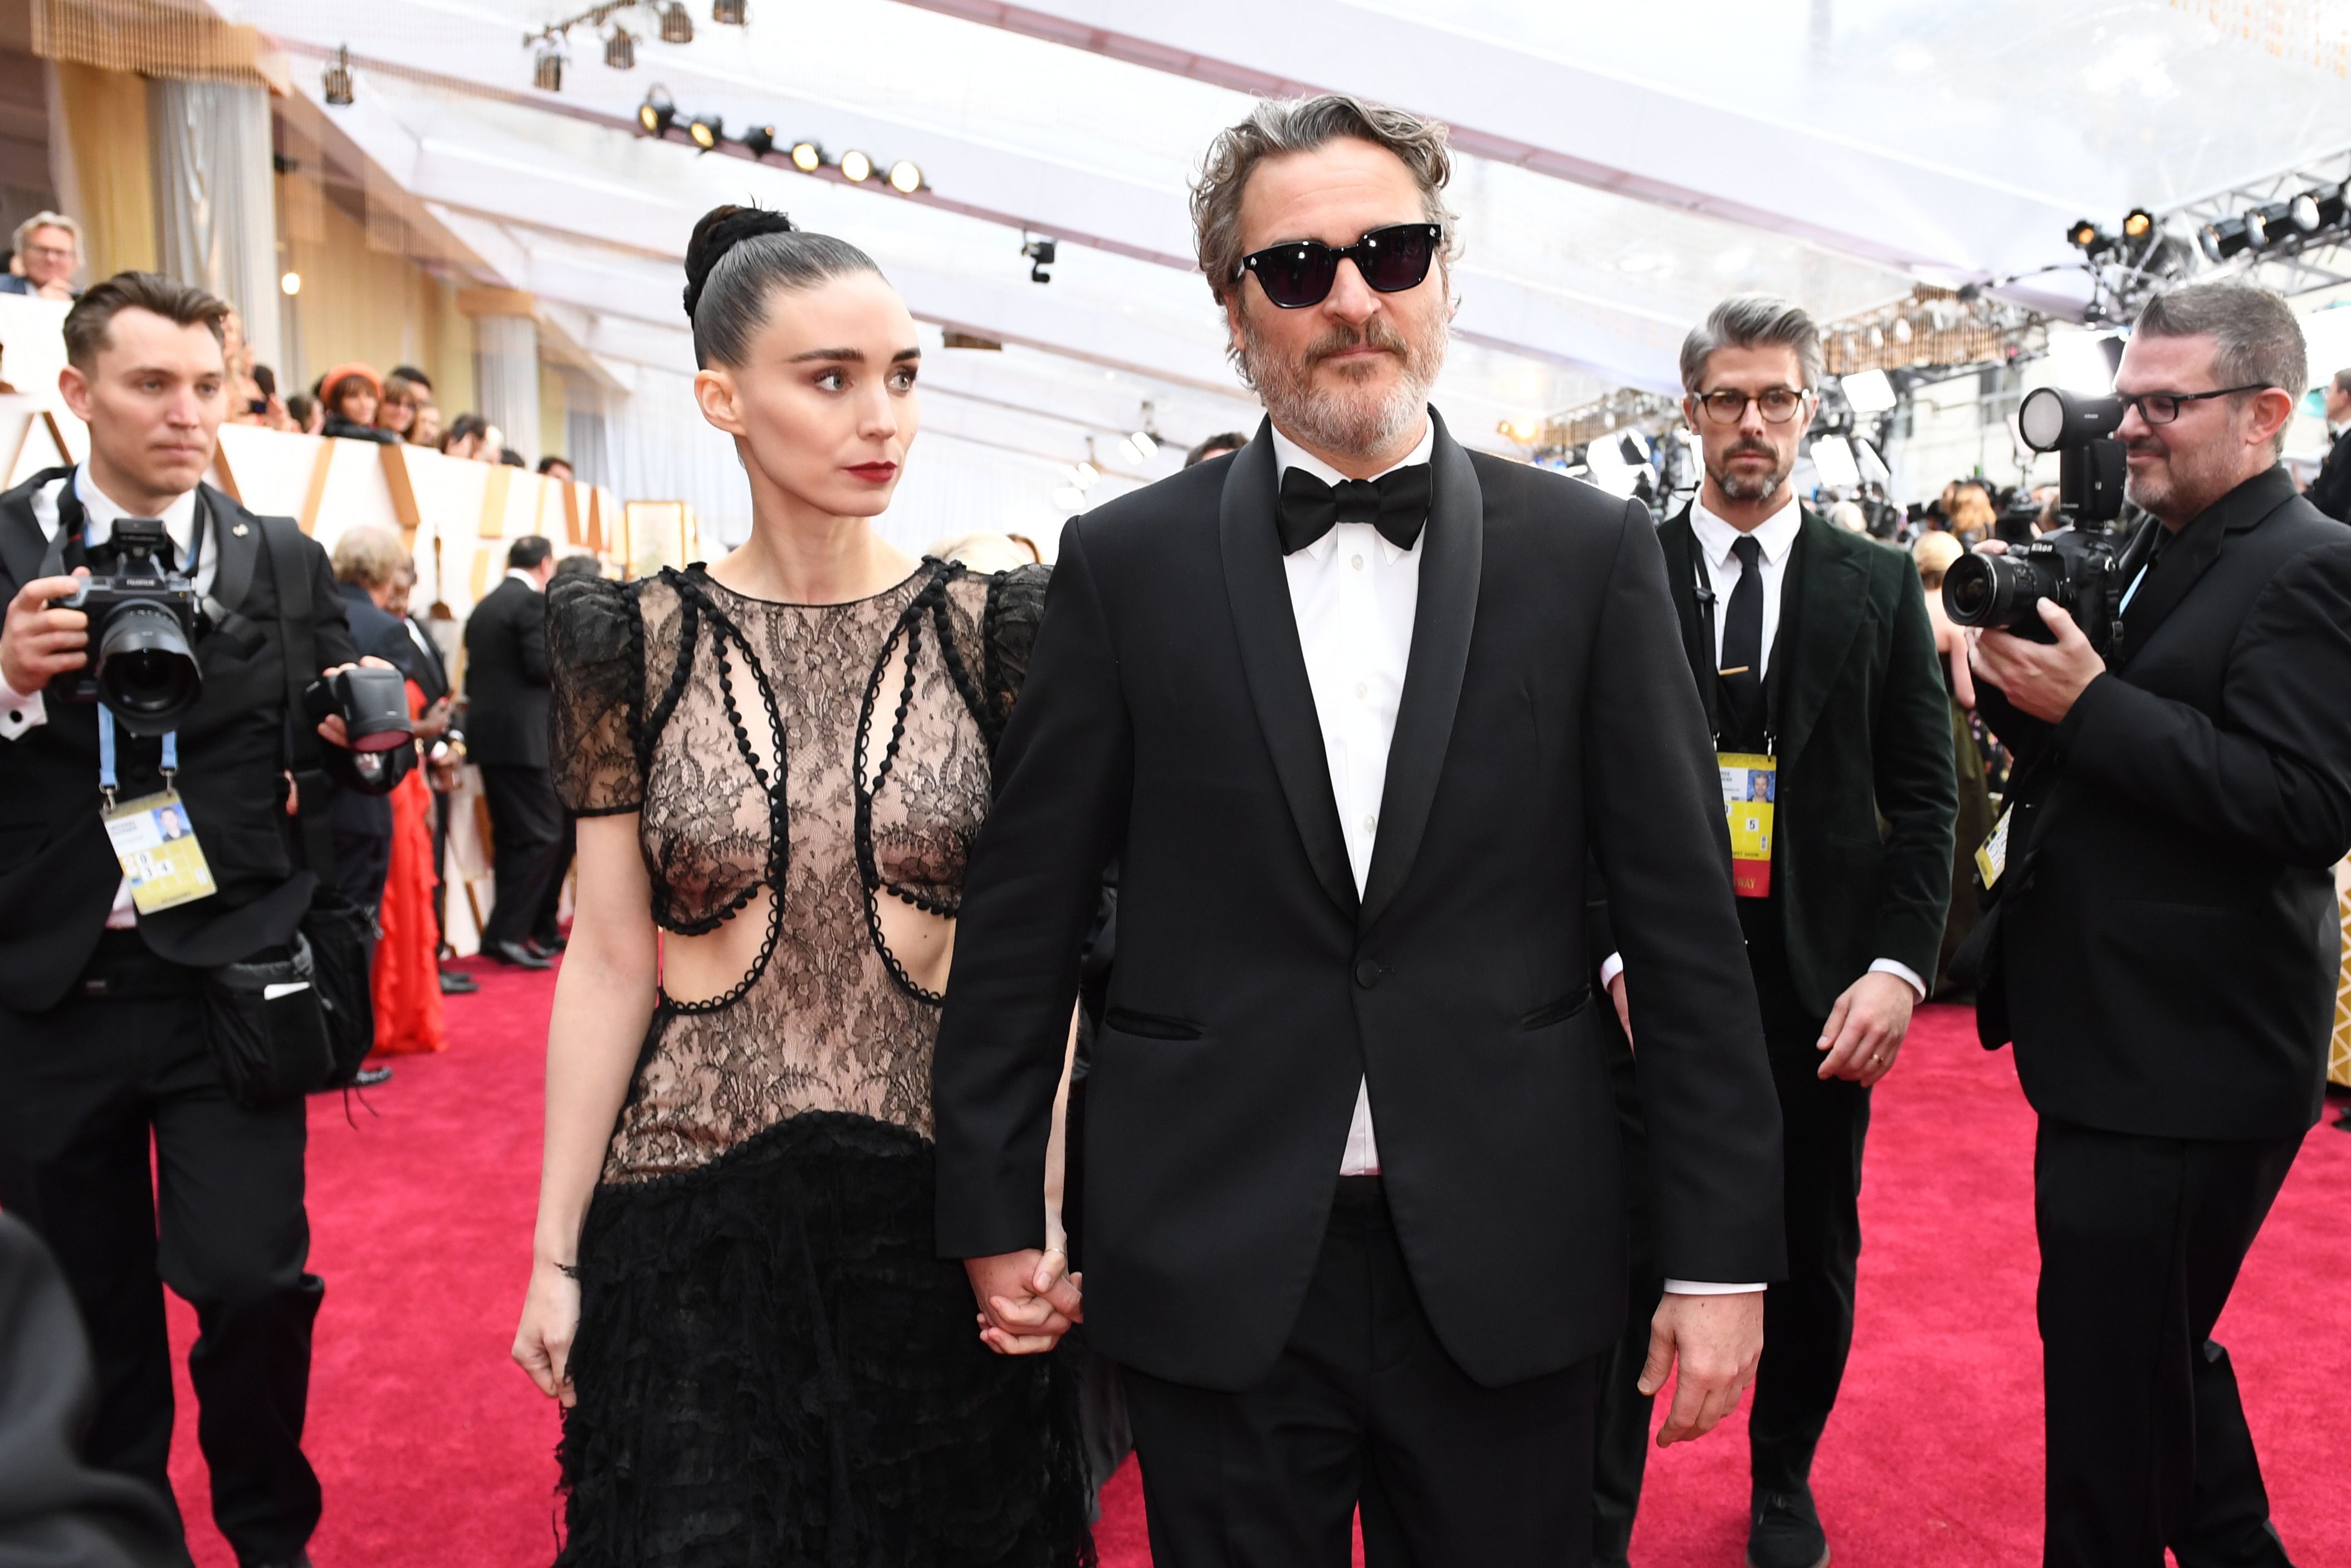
[102, 788, 217, 913]
[1718, 751, 1776, 898]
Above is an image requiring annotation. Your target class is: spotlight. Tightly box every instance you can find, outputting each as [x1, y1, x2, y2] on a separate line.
[638, 86, 676, 137]
[688, 114, 722, 152]
[2286, 193, 2323, 234]
[532, 41, 565, 93]
[789, 141, 822, 172]
[712, 0, 746, 21]
[280, 270, 302, 296]
[1023, 235, 1056, 284]
[2309, 181, 2350, 231]
[887, 160, 922, 194]
[1121, 430, 1159, 463]
[839, 149, 872, 182]
[2243, 202, 2290, 248]
[658, 2, 693, 43]
[2067, 218, 2115, 259]
[604, 28, 635, 69]
[2198, 215, 2250, 262]
[1071, 461, 1101, 490]
[1891, 314, 1913, 344]
[740, 125, 775, 159]
[2122, 207, 2154, 240]
[322, 43, 354, 106]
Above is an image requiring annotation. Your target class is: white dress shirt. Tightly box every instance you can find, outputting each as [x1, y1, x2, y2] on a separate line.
[1599, 489, 1923, 999]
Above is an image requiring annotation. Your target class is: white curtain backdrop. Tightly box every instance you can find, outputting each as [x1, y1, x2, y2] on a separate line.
[474, 312, 541, 470]
[148, 79, 280, 372]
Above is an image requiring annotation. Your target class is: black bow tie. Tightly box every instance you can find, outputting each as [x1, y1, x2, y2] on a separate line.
[1276, 464, 1433, 555]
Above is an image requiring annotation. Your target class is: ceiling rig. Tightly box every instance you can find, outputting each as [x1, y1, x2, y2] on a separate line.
[525, 0, 744, 93]
[637, 86, 926, 194]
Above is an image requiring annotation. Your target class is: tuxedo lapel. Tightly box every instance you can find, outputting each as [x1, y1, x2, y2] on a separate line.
[1654, 509, 1709, 688]
[1360, 410, 1483, 934]
[1773, 513, 1868, 769]
[203, 486, 260, 613]
[1219, 419, 1359, 917]
[0, 483, 48, 590]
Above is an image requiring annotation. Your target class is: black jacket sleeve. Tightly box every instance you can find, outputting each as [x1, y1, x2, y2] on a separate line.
[933, 522, 1135, 1259]
[2060, 535, 2351, 867]
[305, 536, 360, 675]
[2306, 429, 2351, 523]
[1869, 560, 1959, 982]
[517, 587, 551, 688]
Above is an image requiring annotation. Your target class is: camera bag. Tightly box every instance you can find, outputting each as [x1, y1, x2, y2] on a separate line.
[197, 516, 381, 1106]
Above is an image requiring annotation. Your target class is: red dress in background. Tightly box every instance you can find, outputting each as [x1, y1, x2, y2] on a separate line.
[371, 680, 448, 1056]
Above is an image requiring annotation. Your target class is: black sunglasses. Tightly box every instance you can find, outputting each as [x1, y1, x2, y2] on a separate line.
[1236, 223, 1444, 309]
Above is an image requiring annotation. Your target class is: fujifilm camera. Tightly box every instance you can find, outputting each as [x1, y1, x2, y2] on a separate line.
[47, 516, 207, 735]
[1941, 387, 2131, 657]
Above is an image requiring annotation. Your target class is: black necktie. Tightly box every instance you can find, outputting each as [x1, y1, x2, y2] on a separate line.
[1276, 464, 1433, 555]
[1718, 534, 1764, 743]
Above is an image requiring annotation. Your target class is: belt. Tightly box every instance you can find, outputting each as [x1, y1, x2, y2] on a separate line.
[74, 929, 202, 1001]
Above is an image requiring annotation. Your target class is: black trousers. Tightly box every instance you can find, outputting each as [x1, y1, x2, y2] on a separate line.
[2036, 1117, 2299, 1568]
[1125, 1177, 1595, 1568]
[478, 762, 562, 949]
[1592, 901, 1869, 1559]
[0, 935, 322, 1567]
[530, 807, 576, 947]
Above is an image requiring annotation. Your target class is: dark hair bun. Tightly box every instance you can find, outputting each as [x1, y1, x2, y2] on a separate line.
[683, 204, 798, 322]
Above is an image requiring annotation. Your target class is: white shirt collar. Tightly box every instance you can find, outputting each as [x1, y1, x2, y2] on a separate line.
[1267, 416, 1437, 564]
[1691, 487, 1803, 569]
[74, 465, 201, 559]
[505, 567, 544, 593]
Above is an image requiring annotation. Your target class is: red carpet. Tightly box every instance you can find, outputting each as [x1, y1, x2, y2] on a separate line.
[166, 976, 2351, 1566]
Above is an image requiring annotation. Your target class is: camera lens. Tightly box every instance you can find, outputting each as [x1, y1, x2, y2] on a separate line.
[96, 601, 202, 734]
[1942, 553, 2003, 627]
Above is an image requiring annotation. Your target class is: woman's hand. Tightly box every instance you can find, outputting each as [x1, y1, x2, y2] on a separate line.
[973, 1245, 1082, 1356]
[513, 1258, 582, 1405]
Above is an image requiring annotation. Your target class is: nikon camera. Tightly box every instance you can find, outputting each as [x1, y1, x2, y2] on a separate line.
[1941, 387, 2130, 657]
[47, 516, 208, 736]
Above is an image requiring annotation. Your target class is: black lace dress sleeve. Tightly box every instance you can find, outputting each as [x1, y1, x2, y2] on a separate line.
[981, 562, 1052, 739]
[547, 574, 644, 815]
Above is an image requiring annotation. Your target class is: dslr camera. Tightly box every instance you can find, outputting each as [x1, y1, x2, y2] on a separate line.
[1941, 387, 2130, 656]
[47, 516, 207, 735]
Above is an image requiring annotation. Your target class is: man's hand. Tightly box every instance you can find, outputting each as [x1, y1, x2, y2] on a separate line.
[964, 1248, 1084, 1356]
[1638, 1289, 1763, 1446]
[314, 654, 401, 748]
[1, 573, 90, 693]
[1969, 598, 2105, 722]
[1816, 970, 1915, 1086]
[1606, 971, 1632, 1051]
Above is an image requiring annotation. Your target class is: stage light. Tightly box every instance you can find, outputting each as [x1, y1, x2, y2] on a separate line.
[2122, 207, 2155, 241]
[1839, 368, 1898, 415]
[740, 125, 776, 159]
[2244, 202, 2288, 248]
[789, 141, 822, 172]
[2197, 216, 2250, 263]
[688, 114, 722, 152]
[532, 42, 565, 93]
[2310, 182, 2351, 231]
[1023, 236, 1056, 284]
[839, 149, 872, 182]
[604, 28, 635, 69]
[1891, 314, 1913, 344]
[639, 86, 676, 137]
[2067, 218, 2115, 260]
[1071, 461, 1101, 490]
[887, 160, 922, 194]
[323, 43, 354, 106]
[2286, 194, 2323, 233]
[712, 0, 746, 21]
[280, 271, 302, 296]
[1121, 430, 1159, 464]
[1807, 434, 1860, 490]
[658, 2, 693, 43]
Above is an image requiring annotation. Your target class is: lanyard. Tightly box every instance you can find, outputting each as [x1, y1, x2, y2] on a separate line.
[97, 707, 177, 809]
[1689, 530, 1788, 753]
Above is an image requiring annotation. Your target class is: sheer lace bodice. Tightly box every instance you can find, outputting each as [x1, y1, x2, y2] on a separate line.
[549, 559, 1047, 1181]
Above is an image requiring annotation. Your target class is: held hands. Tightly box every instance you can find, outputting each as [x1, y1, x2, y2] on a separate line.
[512, 1257, 582, 1407]
[1, 571, 90, 693]
[965, 1248, 1084, 1356]
[1969, 597, 2105, 723]
[1815, 971, 1915, 1086]
[1639, 1288, 1763, 1446]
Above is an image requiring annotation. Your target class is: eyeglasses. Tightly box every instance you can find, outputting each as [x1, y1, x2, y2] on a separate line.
[2115, 384, 2270, 425]
[1236, 223, 1444, 310]
[1691, 386, 1814, 425]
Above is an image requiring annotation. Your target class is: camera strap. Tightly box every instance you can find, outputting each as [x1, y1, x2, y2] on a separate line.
[257, 514, 338, 882]
[95, 707, 177, 807]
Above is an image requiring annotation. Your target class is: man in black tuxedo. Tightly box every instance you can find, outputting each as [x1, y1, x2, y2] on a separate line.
[387, 564, 473, 995]
[0, 273, 378, 1568]
[1966, 280, 2351, 1567]
[933, 95, 1785, 1565]
[1590, 296, 1955, 1568]
[463, 534, 559, 967]
[2304, 367, 2350, 522]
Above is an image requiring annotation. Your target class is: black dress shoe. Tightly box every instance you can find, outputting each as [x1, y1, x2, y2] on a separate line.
[438, 968, 478, 995]
[488, 940, 553, 970]
[1748, 1487, 1830, 1568]
[354, 1065, 393, 1087]
[528, 934, 568, 957]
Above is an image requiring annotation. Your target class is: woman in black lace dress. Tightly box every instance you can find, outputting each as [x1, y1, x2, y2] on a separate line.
[510, 205, 1090, 1567]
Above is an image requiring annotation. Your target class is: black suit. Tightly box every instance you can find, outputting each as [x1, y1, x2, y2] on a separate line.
[935, 415, 1783, 1563]
[462, 573, 559, 949]
[2305, 426, 2351, 522]
[1973, 466, 2351, 1566]
[400, 613, 458, 954]
[1590, 507, 1954, 1554]
[330, 583, 402, 912]
[0, 470, 357, 1565]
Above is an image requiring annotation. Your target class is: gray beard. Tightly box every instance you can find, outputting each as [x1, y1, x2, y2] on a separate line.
[1709, 454, 1790, 503]
[1241, 316, 1444, 462]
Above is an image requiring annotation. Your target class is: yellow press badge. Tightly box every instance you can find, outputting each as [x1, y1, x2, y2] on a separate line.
[1718, 752, 1776, 898]
[101, 789, 217, 914]
[1976, 805, 2012, 890]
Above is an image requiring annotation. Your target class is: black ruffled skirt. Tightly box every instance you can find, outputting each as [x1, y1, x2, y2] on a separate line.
[557, 1111, 1094, 1568]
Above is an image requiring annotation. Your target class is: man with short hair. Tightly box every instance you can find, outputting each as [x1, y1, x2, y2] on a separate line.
[1, 212, 81, 300]
[1184, 431, 1248, 467]
[464, 535, 560, 967]
[439, 413, 493, 462]
[934, 95, 1783, 1565]
[1967, 280, 2351, 1566]
[536, 455, 574, 483]
[2303, 366, 2351, 521]
[1590, 296, 1955, 1568]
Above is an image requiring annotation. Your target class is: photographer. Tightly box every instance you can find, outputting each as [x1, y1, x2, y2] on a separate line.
[0, 273, 389, 1568]
[1965, 281, 2351, 1567]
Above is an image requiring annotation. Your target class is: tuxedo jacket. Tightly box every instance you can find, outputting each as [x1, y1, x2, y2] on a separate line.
[0, 471, 357, 1013]
[461, 576, 550, 769]
[934, 414, 1785, 1392]
[2306, 426, 2351, 524]
[1629, 507, 1955, 1017]
[1976, 466, 2351, 1140]
[403, 614, 453, 707]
